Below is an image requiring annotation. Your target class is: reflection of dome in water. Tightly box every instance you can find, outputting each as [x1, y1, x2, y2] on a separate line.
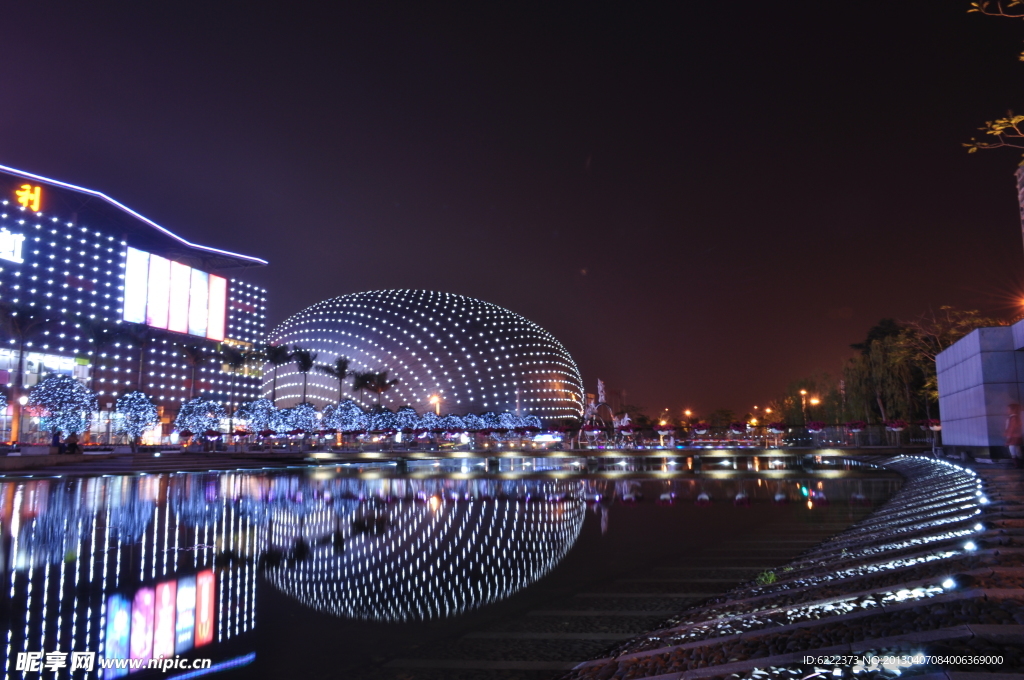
[265, 289, 584, 421]
[263, 486, 586, 621]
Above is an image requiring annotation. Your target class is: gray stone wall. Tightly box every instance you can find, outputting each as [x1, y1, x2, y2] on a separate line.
[937, 321, 1024, 456]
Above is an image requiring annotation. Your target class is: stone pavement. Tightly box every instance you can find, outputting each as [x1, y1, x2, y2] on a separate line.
[557, 455, 1024, 680]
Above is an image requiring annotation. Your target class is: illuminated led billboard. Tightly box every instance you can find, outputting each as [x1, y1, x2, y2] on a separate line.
[122, 247, 226, 341]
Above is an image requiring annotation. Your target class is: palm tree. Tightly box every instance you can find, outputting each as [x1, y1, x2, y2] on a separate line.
[291, 347, 318, 405]
[76, 316, 122, 391]
[0, 303, 52, 442]
[264, 344, 292, 403]
[178, 343, 208, 400]
[219, 344, 246, 431]
[365, 371, 399, 407]
[350, 370, 374, 407]
[125, 325, 158, 392]
[317, 356, 351, 404]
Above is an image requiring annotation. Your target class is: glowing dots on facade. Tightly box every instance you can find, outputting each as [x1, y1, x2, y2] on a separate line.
[264, 290, 584, 422]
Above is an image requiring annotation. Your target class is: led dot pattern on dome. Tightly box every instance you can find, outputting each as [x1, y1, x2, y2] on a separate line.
[265, 290, 584, 422]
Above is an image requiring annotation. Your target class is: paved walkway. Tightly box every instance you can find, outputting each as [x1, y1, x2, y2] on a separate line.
[558, 455, 1024, 680]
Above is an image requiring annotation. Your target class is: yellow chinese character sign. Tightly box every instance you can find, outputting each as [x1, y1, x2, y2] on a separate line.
[15, 184, 41, 212]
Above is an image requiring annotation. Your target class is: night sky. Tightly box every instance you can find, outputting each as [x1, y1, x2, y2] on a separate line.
[1, 1, 1022, 417]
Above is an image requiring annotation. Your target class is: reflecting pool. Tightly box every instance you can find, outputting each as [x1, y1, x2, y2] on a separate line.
[0, 457, 901, 679]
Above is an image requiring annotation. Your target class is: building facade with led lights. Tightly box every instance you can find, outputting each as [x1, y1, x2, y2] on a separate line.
[0, 165, 268, 442]
[265, 290, 585, 422]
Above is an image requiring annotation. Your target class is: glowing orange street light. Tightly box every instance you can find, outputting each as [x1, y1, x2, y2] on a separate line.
[429, 394, 441, 415]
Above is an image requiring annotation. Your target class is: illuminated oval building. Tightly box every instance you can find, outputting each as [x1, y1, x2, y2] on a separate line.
[265, 290, 584, 422]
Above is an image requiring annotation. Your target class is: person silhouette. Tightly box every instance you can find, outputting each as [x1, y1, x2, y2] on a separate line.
[1006, 403, 1022, 469]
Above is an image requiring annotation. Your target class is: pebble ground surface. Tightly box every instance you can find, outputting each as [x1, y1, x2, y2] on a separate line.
[559, 455, 1023, 680]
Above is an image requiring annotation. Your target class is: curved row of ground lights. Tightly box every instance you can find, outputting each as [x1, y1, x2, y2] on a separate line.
[263, 483, 586, 622]
[264, 290, 585, 421]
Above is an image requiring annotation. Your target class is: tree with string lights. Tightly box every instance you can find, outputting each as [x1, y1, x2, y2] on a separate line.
[236, 398, 277, 433]
[174, 398, 225, 450]
[115, 391, 159, 453]
[28, 374, 98, 437]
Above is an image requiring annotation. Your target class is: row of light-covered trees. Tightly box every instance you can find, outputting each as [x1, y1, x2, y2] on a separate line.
[173, 397, 542, 436]
[18, 373, 159, 451]
[765, 306, 1004, 427]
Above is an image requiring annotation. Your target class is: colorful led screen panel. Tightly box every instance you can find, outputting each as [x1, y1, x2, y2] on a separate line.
[153, 580, 177, 661]
[174, 575, 196, 654]
[145, 254, 170, 329]
[187, 269, 209, 338]
[195, 569, 215, 647]
[168, 261, 191, 334]
[206, 275, 226, 341]
[122, 247, 149, 325]
[129, 586, 155, 670]
[104, 594, 131, 679]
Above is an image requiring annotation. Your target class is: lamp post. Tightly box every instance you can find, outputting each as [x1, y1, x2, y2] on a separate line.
[17, 395, 27, 446]
[429, 394, 441, 416]
[799, 390, 808, 424]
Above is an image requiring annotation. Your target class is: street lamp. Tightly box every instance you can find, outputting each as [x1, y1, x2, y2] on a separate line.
[799, 390, 808, 424]
[16, 395, 28, 447]
[429, 394, 441, 416]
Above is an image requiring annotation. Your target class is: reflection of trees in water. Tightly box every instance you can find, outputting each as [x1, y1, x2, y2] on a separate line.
[14, 480, 92, 564]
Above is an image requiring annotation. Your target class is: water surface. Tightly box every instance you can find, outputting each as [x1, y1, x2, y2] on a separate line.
[0, 456, 901, 679]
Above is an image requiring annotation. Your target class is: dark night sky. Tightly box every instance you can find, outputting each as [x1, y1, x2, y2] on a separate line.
[1, 1, 1022, 417]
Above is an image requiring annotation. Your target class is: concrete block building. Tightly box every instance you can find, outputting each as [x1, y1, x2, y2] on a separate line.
[936, 320, 1024, 458]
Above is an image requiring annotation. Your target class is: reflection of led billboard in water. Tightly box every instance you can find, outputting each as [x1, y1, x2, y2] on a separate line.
[122, 246, 226, 341]
[107, 570, 215, 672]
[153, 580, 177, 661]
[105, 595, 131, 679]
[2, 475, 251, 680]
[130, 587, 155, 668]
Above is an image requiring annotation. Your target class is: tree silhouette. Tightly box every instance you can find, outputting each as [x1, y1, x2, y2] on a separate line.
[75, 317, 122, 391]
[365, 371, 399, 407]
[178, 343, 208, 400]
[0, 304, 53, 442]
[317, 356, 351, 404]
[350, 370, 374, 407]
[291, 347, 318, 405]
[124, 325, 158, 392]
[219, 344, 247, 431]
[264, 344, 292, 403]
